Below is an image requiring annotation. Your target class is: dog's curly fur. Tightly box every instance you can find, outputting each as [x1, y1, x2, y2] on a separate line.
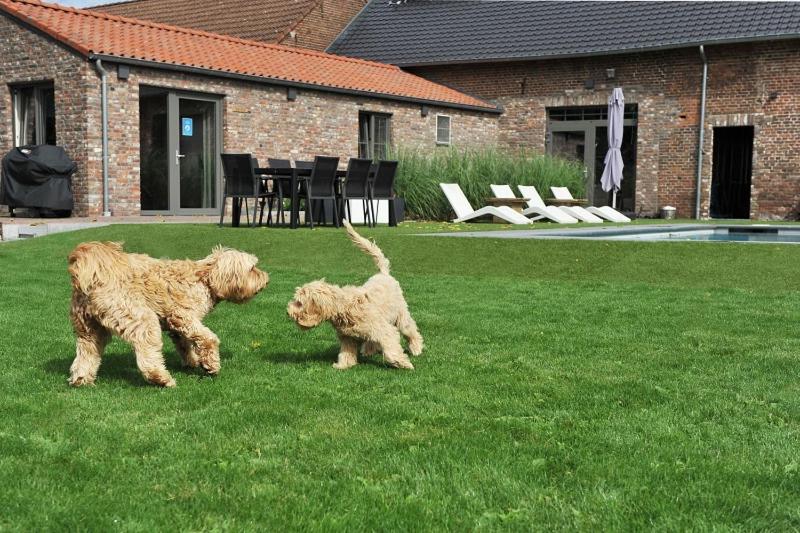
[287, 221, 423, 370]
[68, 242, 269, 387]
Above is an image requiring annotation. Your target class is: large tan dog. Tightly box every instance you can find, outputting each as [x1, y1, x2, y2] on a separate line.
[287, 221, 423, 370]
[68, 242, 269, 387]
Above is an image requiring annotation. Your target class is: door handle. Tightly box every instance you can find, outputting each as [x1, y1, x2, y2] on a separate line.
[176, 150, 186, 165]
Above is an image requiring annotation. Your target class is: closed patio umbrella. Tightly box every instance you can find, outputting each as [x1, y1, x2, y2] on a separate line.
[600, 87, 625, 208]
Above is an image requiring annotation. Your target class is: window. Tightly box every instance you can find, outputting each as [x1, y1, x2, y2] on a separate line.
[548, 104, 638, 122]
[358, 112, 391, 160]
[12, 83, 56, 146]
[436, 115, 451, 145]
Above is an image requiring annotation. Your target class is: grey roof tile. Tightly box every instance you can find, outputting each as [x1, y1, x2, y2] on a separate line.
[328, 0, 800, 65]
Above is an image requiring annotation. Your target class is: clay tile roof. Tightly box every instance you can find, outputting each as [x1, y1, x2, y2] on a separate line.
[92, 0, 318, 44]
[0, 0, 497, 112]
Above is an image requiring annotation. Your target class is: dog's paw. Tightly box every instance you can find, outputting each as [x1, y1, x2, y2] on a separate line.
[409, 339, 424, 357]
[200, 360, 220, 375]
[145, 371, 177, 388]
[182, 354, 201, 369]
[388, 359, 414, 370]
[69, 375, 95, 387]
[332, 362, 356, 370]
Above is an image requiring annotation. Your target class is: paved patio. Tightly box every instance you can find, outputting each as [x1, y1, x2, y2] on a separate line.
[0, 214, 219, 241]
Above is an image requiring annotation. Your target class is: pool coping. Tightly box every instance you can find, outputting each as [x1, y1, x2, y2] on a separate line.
[422, 224, 800, 241]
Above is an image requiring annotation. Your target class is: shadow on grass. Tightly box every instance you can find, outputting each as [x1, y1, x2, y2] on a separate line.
[43, 350, 229, 387]
[263, 346, 394, 369]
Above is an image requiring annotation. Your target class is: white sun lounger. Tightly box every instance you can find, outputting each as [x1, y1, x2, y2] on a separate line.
[550, 186, 631, 223]
[490, 184, 578, 224]
[515, 184, 586, 225]
[440, 183, 531, 224]
[544, 186, 604, 223]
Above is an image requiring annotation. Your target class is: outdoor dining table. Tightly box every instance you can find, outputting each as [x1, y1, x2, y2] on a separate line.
[254, 166, 348, 229]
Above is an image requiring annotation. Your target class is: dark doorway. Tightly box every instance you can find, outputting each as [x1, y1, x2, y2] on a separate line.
[710, 126, 753, 219]
[140, 88, 169, 211]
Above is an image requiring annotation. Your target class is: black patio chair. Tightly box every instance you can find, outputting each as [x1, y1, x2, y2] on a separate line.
[293, 160, 314, 204]
[368, 160, 398, 227]
[267, 158, 292, 225]
[341, 157, 373, 226]
[220, 153, 274, 227]
[303, 156, 340, 229]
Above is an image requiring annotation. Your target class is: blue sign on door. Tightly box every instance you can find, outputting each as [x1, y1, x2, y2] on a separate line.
[181, 117, 193, 137]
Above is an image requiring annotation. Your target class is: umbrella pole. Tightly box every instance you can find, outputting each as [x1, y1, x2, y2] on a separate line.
[612, 190, 617, 209]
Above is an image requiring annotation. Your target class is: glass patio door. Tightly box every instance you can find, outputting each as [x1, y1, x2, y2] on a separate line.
[140, 88, 221, 214]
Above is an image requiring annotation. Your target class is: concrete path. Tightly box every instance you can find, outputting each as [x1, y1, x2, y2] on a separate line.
[0, 215, 218, 241]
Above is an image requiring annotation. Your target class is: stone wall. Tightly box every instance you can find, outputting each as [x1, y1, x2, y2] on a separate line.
[410, 40, 800, 219]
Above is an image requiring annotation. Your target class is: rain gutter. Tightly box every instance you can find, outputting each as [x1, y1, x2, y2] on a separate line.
[695, 45, 708, 219]
[93, 58, 111, 217]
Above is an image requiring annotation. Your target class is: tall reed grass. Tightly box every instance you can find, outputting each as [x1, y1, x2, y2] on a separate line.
[393, 147, 585, 221]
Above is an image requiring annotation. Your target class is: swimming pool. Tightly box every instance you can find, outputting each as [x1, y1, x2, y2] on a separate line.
[603, 226, 800, 243]
[431, 224, 800, 244]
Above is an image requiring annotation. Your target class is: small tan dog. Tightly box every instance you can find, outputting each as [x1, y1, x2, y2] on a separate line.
[287, 221, 423, 370]
[68, 241, 269, 387]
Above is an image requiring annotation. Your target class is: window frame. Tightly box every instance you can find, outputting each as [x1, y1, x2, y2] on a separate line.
[436, 114, 451, 146]
[10, 81, 56, 147]
[358, 111, 392, 161]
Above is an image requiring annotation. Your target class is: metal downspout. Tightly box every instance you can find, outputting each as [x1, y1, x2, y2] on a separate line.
[695, 45, 708, 219]
[93, 59, 111, 217]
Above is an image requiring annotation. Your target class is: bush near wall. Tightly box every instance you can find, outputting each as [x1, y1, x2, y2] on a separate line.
[393, 147, 585, 221]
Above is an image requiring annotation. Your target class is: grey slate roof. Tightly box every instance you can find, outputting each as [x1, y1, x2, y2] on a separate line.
[328, 1, 800, 66]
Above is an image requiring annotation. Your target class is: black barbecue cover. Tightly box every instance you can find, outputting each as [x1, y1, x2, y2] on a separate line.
[1, 145, 76, 211]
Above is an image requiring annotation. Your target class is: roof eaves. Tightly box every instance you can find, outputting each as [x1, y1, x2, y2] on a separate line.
[91, 53, 501, 113]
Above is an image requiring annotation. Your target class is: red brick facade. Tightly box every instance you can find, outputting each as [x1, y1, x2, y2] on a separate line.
[0, 13, 497, 217]
[410, 39, 800, 219]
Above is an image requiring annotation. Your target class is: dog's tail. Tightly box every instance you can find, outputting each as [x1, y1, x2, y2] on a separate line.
[68, 241, 127, 294]
[343, 220, 390, 275]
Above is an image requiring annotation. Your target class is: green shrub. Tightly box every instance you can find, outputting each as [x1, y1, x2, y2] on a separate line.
[393, 146, 584, 221]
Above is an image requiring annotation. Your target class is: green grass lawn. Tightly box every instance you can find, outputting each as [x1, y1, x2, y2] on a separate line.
[1, 222, 799, 530]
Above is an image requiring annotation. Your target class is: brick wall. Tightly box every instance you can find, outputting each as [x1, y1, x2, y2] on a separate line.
[0, 14, 99, 215]
[101, 67, 497, 215]
[280, 0, 368, 52]
[410, 39, 800, 219]
[0, 13, 497, 217]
